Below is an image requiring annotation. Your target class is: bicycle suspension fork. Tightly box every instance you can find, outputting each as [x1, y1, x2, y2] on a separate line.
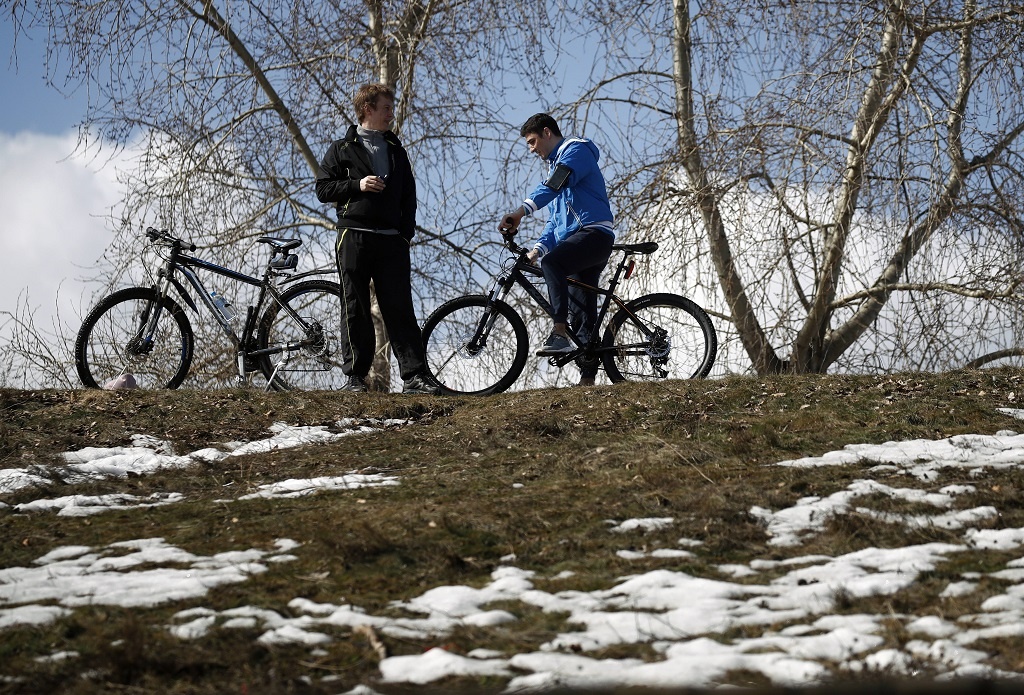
[133, 255, 182, 355]
[472, 273, 517, 347]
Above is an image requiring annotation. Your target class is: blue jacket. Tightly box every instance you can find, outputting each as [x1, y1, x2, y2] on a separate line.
[522, 137, 615, 257]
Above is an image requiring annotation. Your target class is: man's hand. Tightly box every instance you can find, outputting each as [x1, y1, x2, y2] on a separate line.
[498, 209, 525, 237]
[526, 249, 540, 265]
[360, 175, 386, 193]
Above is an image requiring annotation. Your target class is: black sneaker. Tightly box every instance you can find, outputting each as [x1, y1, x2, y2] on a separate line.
[536, 332, 575, 356]
[403, 373, 440, 395]
[340, 374, 368, 392]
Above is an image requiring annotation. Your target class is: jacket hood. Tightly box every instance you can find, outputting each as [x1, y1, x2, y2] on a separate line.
[550, 137, 600, 164]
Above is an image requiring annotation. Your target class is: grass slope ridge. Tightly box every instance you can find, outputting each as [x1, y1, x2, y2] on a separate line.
[2, 368, 1024, 693]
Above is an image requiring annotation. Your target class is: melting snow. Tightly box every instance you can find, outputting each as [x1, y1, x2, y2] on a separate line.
[5, 413, 1024, 689]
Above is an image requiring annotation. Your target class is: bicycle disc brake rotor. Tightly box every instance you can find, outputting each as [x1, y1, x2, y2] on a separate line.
[303, 321, 332, 360]
[125, 334, 155, 358]
[461, 341, 484, 357]
[645, 328, 672, 360]
[458, 331, 485, 357]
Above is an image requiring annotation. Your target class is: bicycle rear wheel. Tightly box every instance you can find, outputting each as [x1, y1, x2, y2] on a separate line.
[256, 280, 345, 391]
[422, 295, 529, 396]
[602, 293, 717, 383]
[75, 287, 194, 389]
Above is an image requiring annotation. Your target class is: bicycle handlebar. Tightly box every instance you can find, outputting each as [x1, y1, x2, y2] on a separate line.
[497, 224, 532, 257]
[502, 236, 529, 257]
[145, 227, 197, 252]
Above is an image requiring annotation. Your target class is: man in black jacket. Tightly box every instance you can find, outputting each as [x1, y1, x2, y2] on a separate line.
[315, 84, 438, 394]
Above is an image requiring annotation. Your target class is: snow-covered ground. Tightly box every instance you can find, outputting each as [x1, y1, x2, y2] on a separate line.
[5, 412, 1024, 691]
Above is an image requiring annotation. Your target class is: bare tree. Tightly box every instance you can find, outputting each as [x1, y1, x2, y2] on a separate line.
[3, 0, 557, 388]
[0, 289, 78, 387]
[566, 0, 1024, 376]
[13, 0, 1021, 385]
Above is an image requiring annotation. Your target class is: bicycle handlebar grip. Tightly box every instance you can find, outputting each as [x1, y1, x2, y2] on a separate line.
[144, 226, 195, 252]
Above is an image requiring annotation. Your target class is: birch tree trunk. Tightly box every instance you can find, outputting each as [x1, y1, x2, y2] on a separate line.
[362, 0, 436, 390]
[656, 0, 1024, 374]
[671, 0, 786, 374]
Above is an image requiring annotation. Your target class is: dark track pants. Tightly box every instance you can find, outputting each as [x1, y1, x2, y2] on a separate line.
[541, 227, 614, 327]
[335, 229, 426, 380]
[540, 227, 614, 379]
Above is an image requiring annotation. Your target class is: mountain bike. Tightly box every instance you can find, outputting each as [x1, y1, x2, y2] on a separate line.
[75, 227, 345, 390]
[421, 234, 717, 395]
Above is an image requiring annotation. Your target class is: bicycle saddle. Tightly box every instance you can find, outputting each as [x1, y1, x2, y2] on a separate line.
[257, 237, 302, 252]
[612, 241, 659, 254]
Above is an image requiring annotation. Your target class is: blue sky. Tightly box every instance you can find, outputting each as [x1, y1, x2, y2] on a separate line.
[0, 20, 87, 135]
[0, 22, 122, 381]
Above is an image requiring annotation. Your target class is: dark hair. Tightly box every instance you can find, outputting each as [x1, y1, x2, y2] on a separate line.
[354, 84, 395, 124]
[520, 113, 562, 138]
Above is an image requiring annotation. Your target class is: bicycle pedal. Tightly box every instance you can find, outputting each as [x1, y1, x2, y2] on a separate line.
[549, 352, 579, 368]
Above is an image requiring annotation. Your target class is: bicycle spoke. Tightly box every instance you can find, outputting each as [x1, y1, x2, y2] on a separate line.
[422, 296, 529, 395]
[602, 294, 716, 383]
[257, 281, 346, 391]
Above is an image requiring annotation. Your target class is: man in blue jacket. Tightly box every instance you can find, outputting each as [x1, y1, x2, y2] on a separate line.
[499, 113, 615, 386]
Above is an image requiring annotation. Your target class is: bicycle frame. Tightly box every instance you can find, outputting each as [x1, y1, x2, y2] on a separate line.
[142, 230, 326, 379]
[484, 240, 660, 365]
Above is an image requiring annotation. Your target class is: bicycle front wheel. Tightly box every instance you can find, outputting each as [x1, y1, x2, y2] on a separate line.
[422, 295, 529, 396]
[75, 287, 194, 389]
[602, 293, 717, 383]
[257, 280, 345, 391]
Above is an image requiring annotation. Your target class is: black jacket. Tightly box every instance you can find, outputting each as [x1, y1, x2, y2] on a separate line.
[315, 125, 417, 240]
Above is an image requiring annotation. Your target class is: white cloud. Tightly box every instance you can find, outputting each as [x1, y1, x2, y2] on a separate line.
[0, 130, 126, 340]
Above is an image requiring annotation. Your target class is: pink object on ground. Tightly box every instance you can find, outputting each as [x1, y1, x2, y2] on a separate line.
[103, 373, 138, 390]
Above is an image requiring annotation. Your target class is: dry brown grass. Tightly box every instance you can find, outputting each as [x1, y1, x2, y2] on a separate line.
[2, 368, 1024, 693]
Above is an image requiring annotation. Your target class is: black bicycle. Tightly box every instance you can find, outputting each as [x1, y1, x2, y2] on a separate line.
[421, 235, 717, 395]
[75, 227, 344, 390]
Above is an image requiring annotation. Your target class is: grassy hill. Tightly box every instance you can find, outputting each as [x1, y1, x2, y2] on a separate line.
[2, 368, 1024, 693]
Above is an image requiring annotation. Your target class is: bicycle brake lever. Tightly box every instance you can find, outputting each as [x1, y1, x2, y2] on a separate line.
[505, 238, 527, 256]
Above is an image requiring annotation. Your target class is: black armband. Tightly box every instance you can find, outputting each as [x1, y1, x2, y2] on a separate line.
[544, 164, 572, 191]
